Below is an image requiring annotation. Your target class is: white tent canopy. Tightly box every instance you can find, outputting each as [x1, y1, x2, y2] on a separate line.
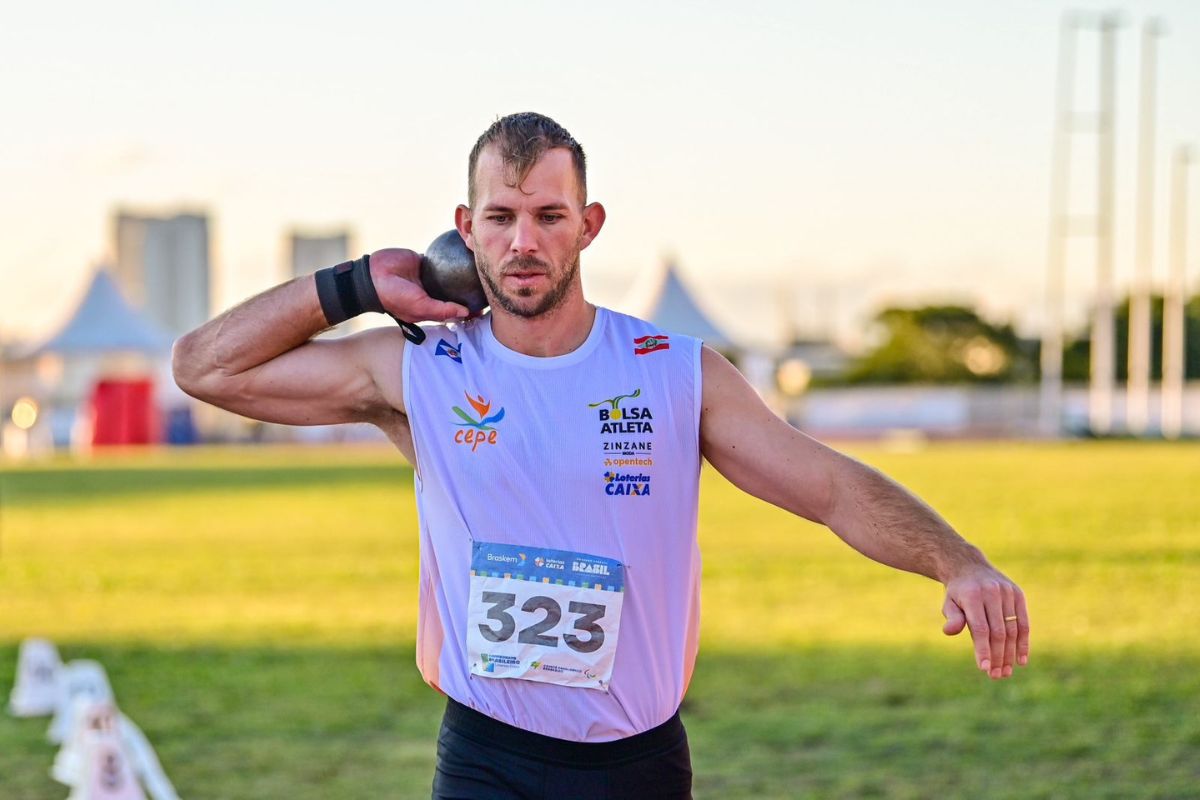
[30, 270, 173, 357]
[619, 260, 736, 350]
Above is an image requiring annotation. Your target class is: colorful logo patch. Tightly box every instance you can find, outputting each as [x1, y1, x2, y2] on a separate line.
[436, 339, 463, 363]
[633, 334, 669, 355]
[603, 471, 652, 497]
[590, 389, 653, 435]
[588, 389, 641, 420]
[452, 392, 505, 451]
[480, 653, 520, 672]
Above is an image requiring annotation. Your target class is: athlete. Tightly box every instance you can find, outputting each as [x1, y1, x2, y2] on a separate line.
[173, 112, 1030, 799]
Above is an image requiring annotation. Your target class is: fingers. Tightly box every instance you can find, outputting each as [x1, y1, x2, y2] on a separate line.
[955, 580, 1006, 679]
[412, 298, 470, 322]
[959, 590, 994, 676]
[377, 270, 471, 323]
[949, 576, 1030, 680]
[982, 591, 1006, 680]
[389, 287, 469, 323]
[1015, 589, 1031, 667]
[1001, 584, 1018, 678]
[941, 596, 966, 636]
[994, 583, 1032, 675]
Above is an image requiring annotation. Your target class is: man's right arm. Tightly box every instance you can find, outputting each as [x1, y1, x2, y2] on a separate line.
[172, 248, 468, 428]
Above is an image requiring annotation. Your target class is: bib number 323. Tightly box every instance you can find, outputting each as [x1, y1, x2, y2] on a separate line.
[466, 542, 625, 691]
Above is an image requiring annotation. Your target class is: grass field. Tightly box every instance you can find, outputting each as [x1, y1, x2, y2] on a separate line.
[1, 442, 1198, 799]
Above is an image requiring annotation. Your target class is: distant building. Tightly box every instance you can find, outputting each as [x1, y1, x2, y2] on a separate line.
[289, 229, 369, 340]
[619, 258, 737, 352]
[113, 211, 211, 337]
[778, 337, 850, 383]
[289, 231, 350, 279]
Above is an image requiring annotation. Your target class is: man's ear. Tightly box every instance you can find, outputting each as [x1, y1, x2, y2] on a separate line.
[579, 202, 606, 250]
[454, 205, 474, 252]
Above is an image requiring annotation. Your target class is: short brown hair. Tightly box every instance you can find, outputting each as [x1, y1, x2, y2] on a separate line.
[468, 112, 587, 206]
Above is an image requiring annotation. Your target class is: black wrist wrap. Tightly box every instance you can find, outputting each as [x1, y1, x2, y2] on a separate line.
[314, 255, 385, 325]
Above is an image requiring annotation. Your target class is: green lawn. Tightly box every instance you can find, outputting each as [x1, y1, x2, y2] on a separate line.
[1, 442, 1198, 799]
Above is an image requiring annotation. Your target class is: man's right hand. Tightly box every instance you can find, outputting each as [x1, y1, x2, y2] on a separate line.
[370, 248, 470, 323]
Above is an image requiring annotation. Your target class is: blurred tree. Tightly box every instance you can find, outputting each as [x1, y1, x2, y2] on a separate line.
[840, 296, 1199, 385]
[1062, 294, 1200, 381]
[845, 305, 1036, 384]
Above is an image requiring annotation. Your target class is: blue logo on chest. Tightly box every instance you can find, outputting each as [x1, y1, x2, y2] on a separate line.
[436, 339, 463, 364]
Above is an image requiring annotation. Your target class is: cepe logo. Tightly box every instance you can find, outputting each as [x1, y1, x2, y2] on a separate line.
[452, 392, 505, 452]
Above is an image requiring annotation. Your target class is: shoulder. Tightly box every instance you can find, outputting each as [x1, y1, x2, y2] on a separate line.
[338, 325, 408, 412]
[400, 317, 485, 365]
[341, 323, 407, 365]
[599, 306, 672, 336]
[699, 345, 744, 403]
[597, 307, 701, 358]
[331, 321, 475, 413]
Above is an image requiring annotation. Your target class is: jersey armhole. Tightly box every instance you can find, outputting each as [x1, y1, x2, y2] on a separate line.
[401, 337, 424, 486]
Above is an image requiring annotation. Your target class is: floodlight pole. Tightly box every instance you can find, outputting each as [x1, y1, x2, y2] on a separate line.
[1127, 19, 1164, 436]
[1041, 12, 1123, 436]
[1162, 145, 1193, 440]
[1039, 15, 1078, 436]
[1089, 14, 1119, 436]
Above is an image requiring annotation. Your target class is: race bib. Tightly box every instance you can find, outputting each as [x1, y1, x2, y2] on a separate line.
[466, 542, 625, 691]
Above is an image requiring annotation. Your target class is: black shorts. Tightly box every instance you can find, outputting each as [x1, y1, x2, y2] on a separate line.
[431, 697, 693, 800]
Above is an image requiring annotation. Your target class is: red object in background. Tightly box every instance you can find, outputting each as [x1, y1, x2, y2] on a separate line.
[90, 379, 158, 446]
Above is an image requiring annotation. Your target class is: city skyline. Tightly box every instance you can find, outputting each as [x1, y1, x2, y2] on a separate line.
[2, 0, 1198, 349]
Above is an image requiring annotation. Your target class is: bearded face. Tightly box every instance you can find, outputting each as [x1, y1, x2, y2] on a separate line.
[474, 248, 581, 319]
[459, 146, 604, 323]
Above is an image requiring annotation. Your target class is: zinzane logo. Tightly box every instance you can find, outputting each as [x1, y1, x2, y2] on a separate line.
[589, 389, 654, 434]
[452, 392, 505, 452]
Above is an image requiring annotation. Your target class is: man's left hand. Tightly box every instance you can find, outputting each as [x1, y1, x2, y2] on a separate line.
[941, 567, 1030, 679]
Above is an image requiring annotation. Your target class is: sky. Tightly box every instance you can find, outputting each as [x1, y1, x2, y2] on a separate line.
[2, 0, 1198, 348]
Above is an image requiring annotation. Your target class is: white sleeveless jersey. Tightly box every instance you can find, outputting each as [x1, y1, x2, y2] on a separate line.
[402, 307, 703, 742]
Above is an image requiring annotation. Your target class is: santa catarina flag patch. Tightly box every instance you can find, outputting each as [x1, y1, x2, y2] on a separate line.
[633, 334, 670, 355]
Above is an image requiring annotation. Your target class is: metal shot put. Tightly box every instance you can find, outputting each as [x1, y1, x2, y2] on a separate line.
[173, 112, 1030, 800]
[421, 229, 488, 316]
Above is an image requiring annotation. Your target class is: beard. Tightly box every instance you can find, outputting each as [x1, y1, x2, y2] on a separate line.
[477, 251, 581, 319]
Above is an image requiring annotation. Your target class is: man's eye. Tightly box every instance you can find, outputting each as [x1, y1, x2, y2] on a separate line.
[488, 215, 510, 223]
[541, 214, 562, 223]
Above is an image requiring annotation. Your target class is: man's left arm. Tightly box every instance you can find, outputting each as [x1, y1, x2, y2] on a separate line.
[698, 346, 1030, 680]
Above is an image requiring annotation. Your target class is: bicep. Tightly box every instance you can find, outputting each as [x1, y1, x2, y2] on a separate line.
[699, 346, 844, 524]
[182, 328, 406, 427]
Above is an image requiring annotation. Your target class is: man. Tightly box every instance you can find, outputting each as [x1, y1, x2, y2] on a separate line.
[173, 112, 1029, 799]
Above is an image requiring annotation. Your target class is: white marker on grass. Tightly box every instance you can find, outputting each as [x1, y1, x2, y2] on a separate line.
[49, 660, 115, 744]
[8, 637, 61, 717]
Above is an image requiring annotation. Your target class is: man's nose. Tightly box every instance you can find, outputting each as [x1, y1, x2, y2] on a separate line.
[509, 216, 538, 255]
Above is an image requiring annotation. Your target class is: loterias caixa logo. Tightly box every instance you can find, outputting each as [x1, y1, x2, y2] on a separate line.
[603, 470, 651, 497]
[452, 392, 505, 451]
